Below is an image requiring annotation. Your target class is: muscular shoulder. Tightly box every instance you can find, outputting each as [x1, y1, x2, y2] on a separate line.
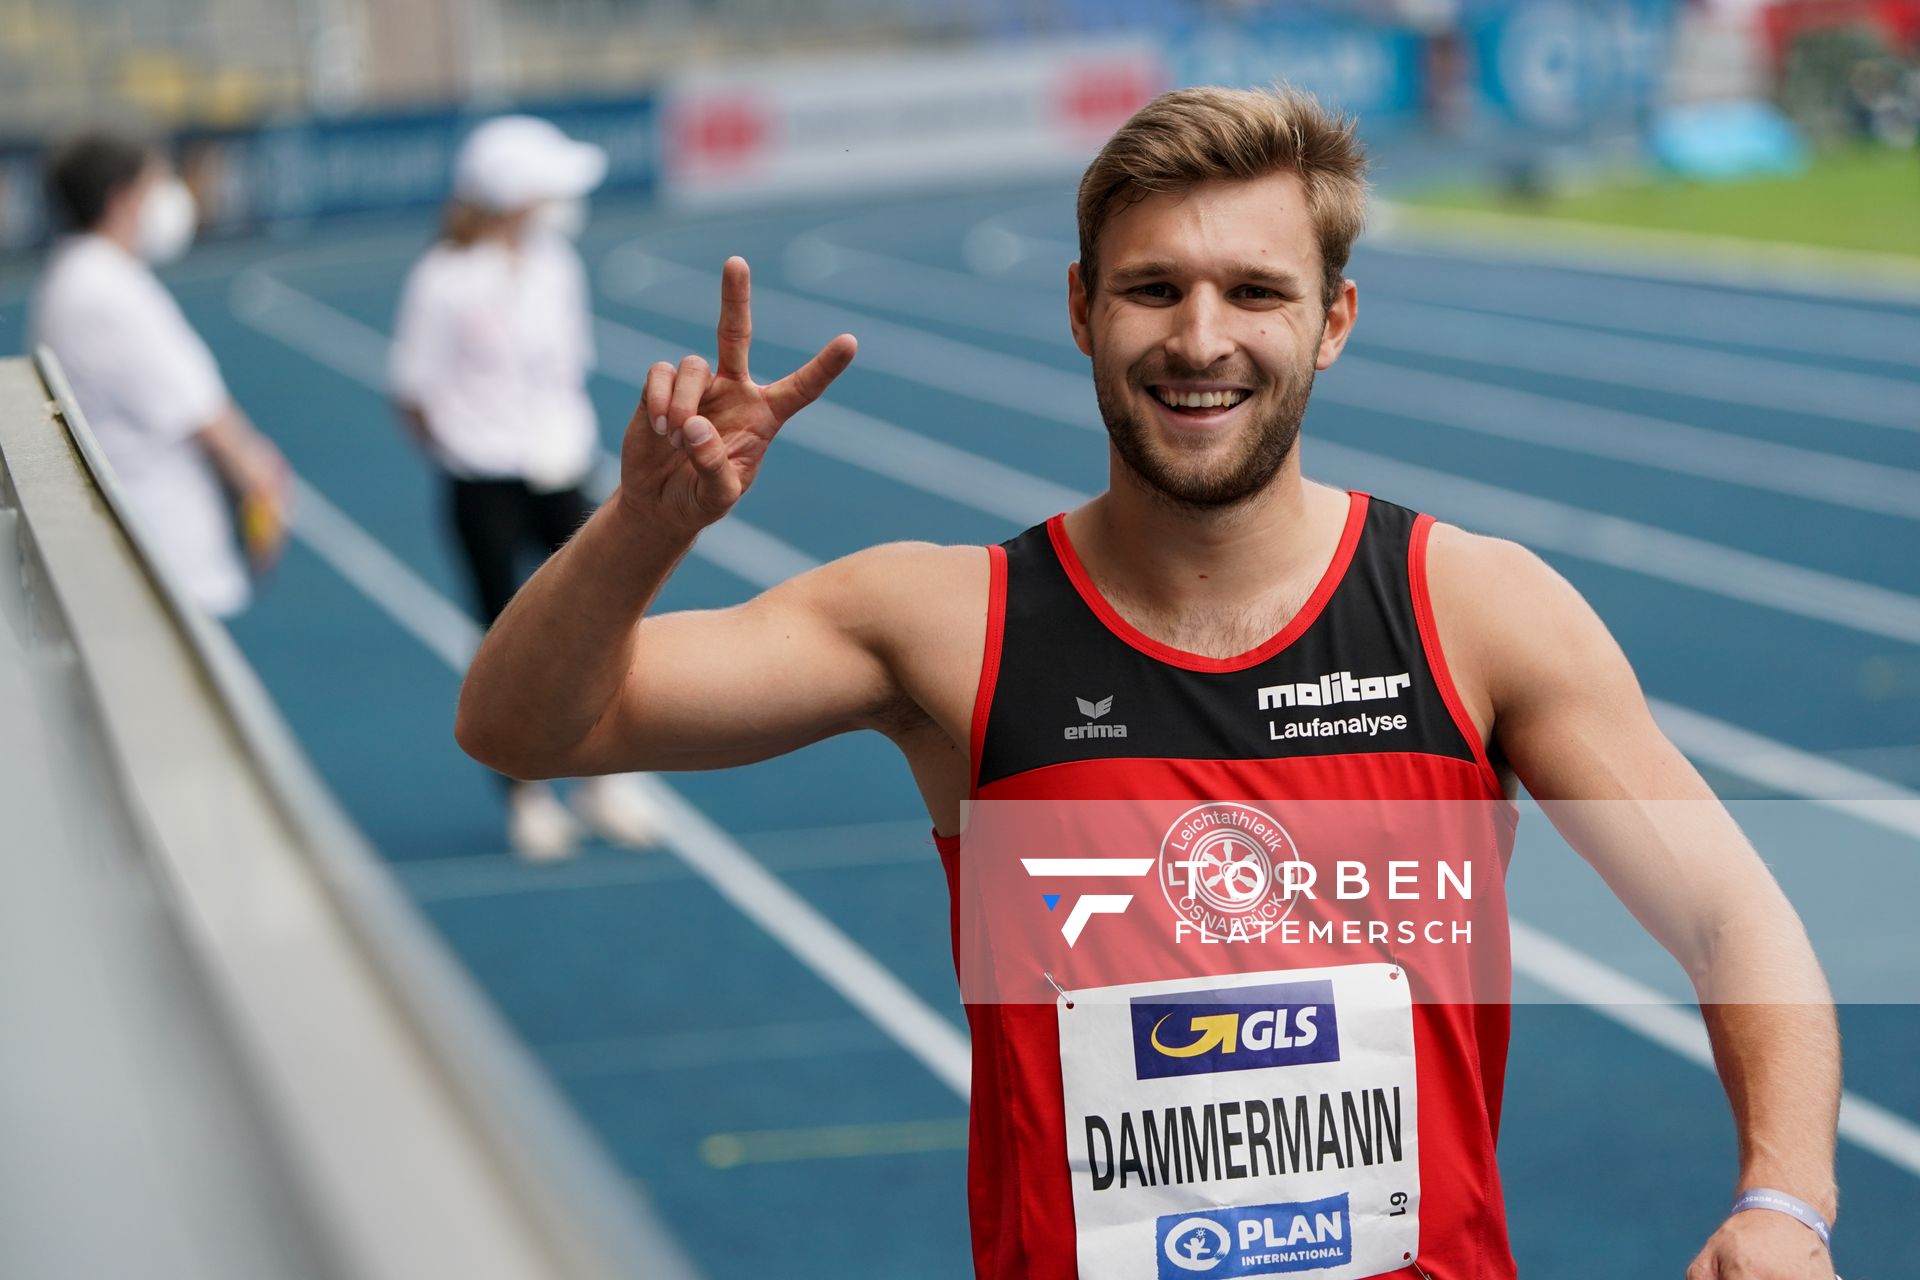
[780, 540, 990, 740]
[764, 537, 988, 659]
[782, 540, 987, 629]
[1422, 521, 1631, 727]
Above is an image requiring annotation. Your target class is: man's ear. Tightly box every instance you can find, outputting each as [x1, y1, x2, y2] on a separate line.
[1067, 261, 1094, 358]
[1315, 278, 1358, 371]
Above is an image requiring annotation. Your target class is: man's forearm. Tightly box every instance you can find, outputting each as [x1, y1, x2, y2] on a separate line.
[456, 492, 692, 777]
[1698, 924, 1841, 1223]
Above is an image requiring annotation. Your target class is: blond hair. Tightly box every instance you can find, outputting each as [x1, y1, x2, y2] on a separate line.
[1076, 86, 1369, 311]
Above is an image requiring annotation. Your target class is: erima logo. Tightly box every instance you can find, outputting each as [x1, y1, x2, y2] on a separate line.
[1156, 1195, 1353, 1277]
[1258, 670, 1410, 711]
[1066, 694, 1129, 740]
[1130, 980, 1340, 1080]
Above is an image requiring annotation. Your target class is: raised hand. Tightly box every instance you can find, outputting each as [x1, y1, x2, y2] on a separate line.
[619, 255, 856, 535]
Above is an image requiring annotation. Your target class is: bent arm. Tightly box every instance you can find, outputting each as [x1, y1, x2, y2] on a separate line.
[1433, 529, 1840, 1223]
[455, 492, 914, 780]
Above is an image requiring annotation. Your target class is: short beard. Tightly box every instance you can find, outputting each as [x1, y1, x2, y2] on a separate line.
[1094, 355, 1316, 511]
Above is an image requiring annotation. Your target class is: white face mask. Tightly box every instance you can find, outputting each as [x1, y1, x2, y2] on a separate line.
[531, 197, 587, 240]
[136, 177, 197, 264]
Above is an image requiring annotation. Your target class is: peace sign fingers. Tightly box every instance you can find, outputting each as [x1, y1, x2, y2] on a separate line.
[716, 255, 753, 380]
[765, 332, 859, 425]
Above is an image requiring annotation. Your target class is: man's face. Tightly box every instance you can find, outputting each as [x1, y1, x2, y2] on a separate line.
[1069, 171, 1356, 509]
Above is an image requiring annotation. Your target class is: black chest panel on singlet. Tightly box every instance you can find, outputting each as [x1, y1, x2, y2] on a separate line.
[977, 496, 1480, 789]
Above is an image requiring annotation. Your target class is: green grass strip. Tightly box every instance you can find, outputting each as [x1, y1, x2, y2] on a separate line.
[1409, 146, 1920, 258]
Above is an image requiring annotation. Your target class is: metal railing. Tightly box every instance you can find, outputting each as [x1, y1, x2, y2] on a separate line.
[0, 348, 696, 1278]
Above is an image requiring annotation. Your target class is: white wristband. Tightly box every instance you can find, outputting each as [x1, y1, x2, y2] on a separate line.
[1730, 1187, 1831, 1248]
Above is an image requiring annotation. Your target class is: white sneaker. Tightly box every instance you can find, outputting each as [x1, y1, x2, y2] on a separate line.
[572, 775, 665, 849]
[508, 783, 580, 862]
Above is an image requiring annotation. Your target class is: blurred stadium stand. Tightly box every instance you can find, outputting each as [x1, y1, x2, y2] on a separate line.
[2, 0, 1757, 252]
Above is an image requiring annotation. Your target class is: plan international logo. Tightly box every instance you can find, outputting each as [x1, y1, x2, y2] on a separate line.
[1156, 1195, 1354, 1277]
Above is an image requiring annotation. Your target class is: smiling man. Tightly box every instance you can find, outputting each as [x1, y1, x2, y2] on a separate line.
[456, 87, 1840, 1279]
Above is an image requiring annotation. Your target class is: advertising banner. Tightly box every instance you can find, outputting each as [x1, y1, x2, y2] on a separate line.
[182, 94, 658, 233]
[1466, 0, 1681, 134]
[1167, 18, 1428, 130]
[659, 38, 1165, 206]
[1, 94, 657, 249]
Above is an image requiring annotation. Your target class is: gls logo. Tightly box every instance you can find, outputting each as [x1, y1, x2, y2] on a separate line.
[1156, 1195, 1353, 1277]
[1130, 979, 1340, 1080]
[1066, 693, 1129, 740]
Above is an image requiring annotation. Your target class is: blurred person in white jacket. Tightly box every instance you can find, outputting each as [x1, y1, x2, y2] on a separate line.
[29, 131, 290, 618]
[391, 115, 661, 861]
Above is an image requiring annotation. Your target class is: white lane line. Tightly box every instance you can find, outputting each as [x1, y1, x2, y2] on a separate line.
[1370, 200, 1920, 306]
[1328, 356, 1920, 519]
[244, 259, 1919, 1176]
[1513, 921, 1920, 1176]
[601, 318, 1090, 524]
[542, 1018, 892, 1078]
[606, 248, 1920, 646]
[297, 468, 973, 1101]
[606, 767, 971, 1099]
[289, 477, 477, 669]
[1352, 255, 1920, 372]
[1309, 440, 1920, 647]
[605, 246, 1093, 428]
[804, 230, 1920, 436]
[955, 209, 1920, 369]
[232, 268, 391, 387]
[1646, 704, 1920, 840]
[231, 268, 974, 1102]
[1353, 301, 1920, 435]
[393, 821, 936, 904]
[793, 402, 1091, 523]
[785, 231, 1069, 345]
[785, 235, 1920, 504]
[960, 210, 1074, 279]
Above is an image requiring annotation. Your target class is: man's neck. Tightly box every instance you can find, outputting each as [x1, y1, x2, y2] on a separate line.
[1064, 452, 1350, 639]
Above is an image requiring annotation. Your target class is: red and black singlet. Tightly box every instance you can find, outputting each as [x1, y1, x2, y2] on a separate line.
[935, 492, 1520, 1280]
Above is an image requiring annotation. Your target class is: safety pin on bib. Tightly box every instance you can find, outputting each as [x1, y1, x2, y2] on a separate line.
[1042, 970, 1074, 1009]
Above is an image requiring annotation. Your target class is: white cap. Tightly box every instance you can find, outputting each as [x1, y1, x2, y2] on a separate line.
[452, 115, 608, 212]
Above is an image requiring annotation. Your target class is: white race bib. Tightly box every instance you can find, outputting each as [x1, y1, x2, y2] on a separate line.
[1058, 964, 1419, 1279]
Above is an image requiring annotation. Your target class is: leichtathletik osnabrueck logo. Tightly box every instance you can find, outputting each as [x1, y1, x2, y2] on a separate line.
[1159, 802, 1303, 943]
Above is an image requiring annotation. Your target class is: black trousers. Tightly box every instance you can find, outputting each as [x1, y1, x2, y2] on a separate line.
[446, 475, 591, 625]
